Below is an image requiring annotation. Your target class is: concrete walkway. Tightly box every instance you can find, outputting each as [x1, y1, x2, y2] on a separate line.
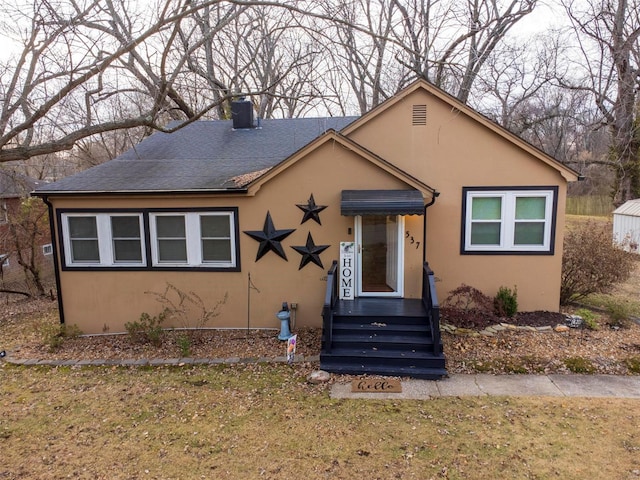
[331, 374, 640, 399]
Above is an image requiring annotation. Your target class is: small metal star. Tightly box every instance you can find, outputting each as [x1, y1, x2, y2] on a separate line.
[296, 194, 327, 225]
[244, 211, 295, 261]
[291, 232, 330, 270]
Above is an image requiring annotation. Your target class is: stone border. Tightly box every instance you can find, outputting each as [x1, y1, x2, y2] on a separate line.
[1, 354, 320, 368]
[441, 322, 561, 337]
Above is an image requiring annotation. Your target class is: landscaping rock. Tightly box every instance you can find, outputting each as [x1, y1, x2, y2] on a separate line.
[307, 370, 331, 384]
[555, 324, 570, 332]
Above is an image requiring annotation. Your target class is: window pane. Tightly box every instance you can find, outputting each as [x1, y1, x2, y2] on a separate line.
[158, 239, 187, 262]
[516, 197, 546, 220]
[114, 240, 143, 261]
[514, 222, 545, 245]
[111, 216, 140, 237]
[201, 215, 230, 237]
[156, 216, 185, 237]
[202, 239, 232, 262]
[472, 197, 501, 220]
[71, 239, 99, 261]
[470, 222, 501, 245]
[69, 217, 97, 238]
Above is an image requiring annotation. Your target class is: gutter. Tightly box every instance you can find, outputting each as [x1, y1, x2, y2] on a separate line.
[39, 195, 65, 325]
[31, 188, 249, 197]
[422, 191, 440, 264]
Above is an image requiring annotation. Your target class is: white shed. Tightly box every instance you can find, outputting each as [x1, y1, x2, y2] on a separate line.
[613, 199, 640, 253]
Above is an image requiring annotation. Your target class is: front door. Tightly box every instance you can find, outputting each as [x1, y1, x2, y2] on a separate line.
[356, 215, 404, 297]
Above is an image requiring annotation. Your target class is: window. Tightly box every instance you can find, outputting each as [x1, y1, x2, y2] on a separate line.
[42, 244, 53, 256]
[60, 209, 238, 270]
[150, 212, 236, 268]
[201, 214, 233, 263]
[462, 188, 557, 254]
[61, 213, 145, 267]
[111, 216, 143, 262]
[154, 215, 188, 263]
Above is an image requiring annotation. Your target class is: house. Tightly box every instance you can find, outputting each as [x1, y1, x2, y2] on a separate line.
[1, 171, 51, 286]
[33, 80, 580, 378]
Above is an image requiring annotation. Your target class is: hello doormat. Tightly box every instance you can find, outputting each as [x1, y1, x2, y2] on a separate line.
[351, 379, 402, 393]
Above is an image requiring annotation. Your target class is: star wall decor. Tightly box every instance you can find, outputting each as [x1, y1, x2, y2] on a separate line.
[296, 193, 327, 225]
[244, 211, 296, 261]
[291, 232, 330, 270]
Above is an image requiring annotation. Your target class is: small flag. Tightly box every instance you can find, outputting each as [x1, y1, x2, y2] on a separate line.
[286, 335, 297, 363]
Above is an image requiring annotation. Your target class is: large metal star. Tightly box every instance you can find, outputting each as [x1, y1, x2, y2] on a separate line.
[291, 232, 330, 270]
[244, 211, 295, 261]
[296, 193, 327, 225]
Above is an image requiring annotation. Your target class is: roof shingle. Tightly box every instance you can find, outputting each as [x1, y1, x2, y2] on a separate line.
[35, 117, 357, 194]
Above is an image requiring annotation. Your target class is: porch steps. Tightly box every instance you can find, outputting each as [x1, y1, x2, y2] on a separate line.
[320, 302, 446, 380]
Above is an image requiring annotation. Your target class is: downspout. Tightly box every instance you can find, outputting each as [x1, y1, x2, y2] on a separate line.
[41, 196, 65, 325]
[422, 191, 440, 265]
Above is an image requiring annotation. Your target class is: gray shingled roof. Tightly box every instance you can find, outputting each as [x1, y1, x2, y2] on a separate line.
[35, 117, 357, 195]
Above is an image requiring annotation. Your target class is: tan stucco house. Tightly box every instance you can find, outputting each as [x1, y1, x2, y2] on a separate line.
[34, 80, 579, 378]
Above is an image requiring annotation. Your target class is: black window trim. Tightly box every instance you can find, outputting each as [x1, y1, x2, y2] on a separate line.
[460, 186, 558, 256]
[57, 207, 241, 272]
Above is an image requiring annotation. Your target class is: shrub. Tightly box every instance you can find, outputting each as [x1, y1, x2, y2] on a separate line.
[564, 356, 596, 374]
[145, 283, 227, 331]
[560, 220, 635, 305]
[176, 334, 191, 357]
[441, 284, 498, 330]
[606, 299, 633, 329]
[494, 286, 518, 317]
[624, 357, 640, 374]
[574, 308, 600, 331]
[125, 310, 167, 346]
[35, 321, 82, 352]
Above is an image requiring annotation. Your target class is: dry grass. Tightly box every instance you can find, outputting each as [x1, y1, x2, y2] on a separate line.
[2, 363, 640, 480]
[2, 214, 640, 478]
[2, 301, 640, 479]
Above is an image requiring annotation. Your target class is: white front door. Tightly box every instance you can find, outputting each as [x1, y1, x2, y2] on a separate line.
[356, 215, 404, 297]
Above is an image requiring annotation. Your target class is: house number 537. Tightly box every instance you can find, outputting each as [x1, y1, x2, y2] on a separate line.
[405, 231, 420, 249]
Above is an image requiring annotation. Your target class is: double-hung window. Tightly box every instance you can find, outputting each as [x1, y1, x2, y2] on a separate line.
[61, 213, 145, 266]
[149, 211, 236, 268]
[462, 187, 557, 254]
[60, 209, 238, 270]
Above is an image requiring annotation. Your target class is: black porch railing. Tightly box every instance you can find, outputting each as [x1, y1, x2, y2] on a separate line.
[321, 260, 339, 353]
[422, 262, 442, 355]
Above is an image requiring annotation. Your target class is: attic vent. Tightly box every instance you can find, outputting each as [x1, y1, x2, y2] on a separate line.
[412, 104, 427, 126]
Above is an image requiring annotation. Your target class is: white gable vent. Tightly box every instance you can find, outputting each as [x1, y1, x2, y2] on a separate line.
[412, 104, 427, 125]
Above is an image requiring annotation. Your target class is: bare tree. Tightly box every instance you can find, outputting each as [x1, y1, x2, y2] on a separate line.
[177, 4, 325, 119]
[0, 0, 305, 164]
[0, 0, 540, 166]
[318, 0, 538, 112]
[562, 0, 640, 205]
[391, 0, 537, 103]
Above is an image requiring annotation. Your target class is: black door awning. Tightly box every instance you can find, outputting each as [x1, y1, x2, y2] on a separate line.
[341, 190, 425, 216]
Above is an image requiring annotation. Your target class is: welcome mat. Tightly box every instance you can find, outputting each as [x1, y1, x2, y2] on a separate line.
[351, 379, 402, 393]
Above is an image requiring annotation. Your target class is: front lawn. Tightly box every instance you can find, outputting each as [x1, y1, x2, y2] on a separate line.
[1, 362, 640, 479]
